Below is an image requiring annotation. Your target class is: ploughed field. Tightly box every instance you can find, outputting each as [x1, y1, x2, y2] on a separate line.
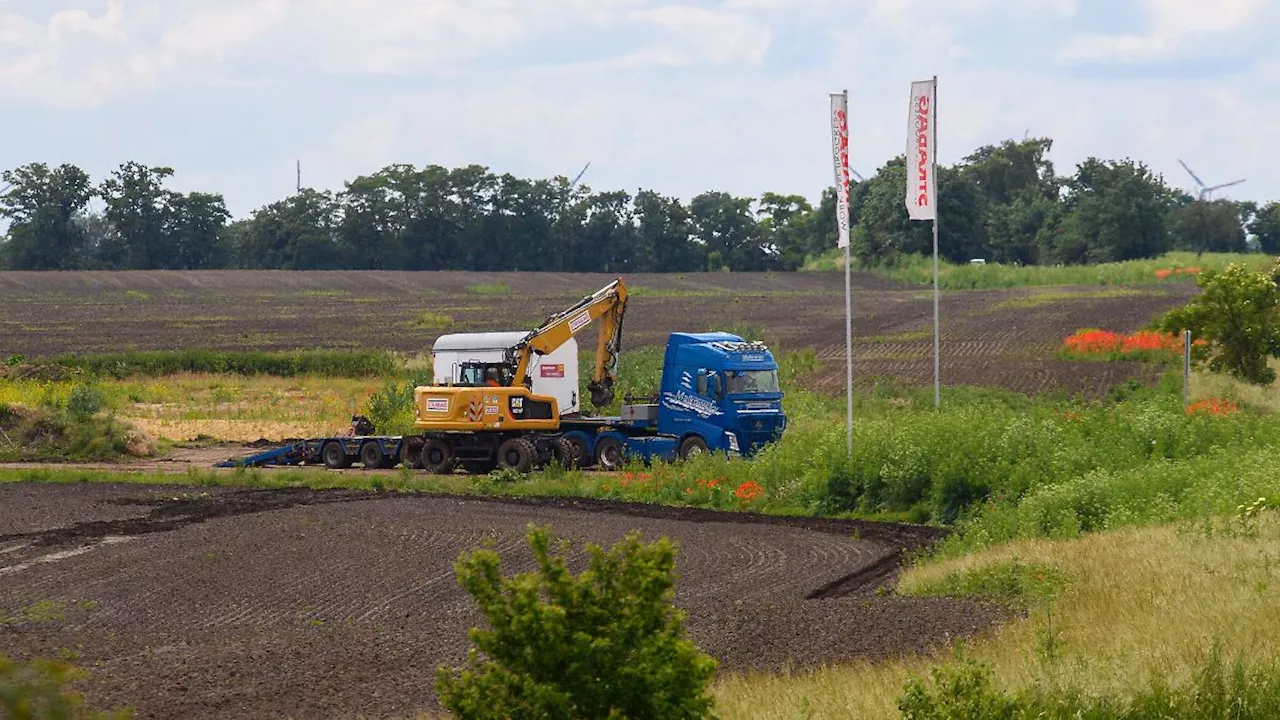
[0, 270, 1198, 396]
[0, 482, 1007, 719]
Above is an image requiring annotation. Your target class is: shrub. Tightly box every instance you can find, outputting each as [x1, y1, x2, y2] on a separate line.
[363, 371, 432, 436]
[1159, 261, 1280, 384]
[435, 523, 719, 720]
[0, 652, 132, 719]
[65, 382, 106, 422]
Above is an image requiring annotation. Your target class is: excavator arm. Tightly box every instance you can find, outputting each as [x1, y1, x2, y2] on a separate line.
[506, 278, 628, 408]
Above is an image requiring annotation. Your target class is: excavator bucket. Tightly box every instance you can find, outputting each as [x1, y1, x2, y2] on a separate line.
[588, 378, 615, 408]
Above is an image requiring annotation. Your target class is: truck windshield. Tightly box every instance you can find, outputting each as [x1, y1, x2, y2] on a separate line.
[724, 369, 780, 394]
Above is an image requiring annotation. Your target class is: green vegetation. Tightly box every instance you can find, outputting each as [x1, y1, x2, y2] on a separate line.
[1, 652, 132, 719]
[38, 349, 398, 379]
[464, 281, 511, 296]
[1160, 261, 1280, 384]
[991, 288, 1145, 309]
[413, 311, 455, 330]
[436, 524, 718, 720]
[0, 391, 155, 463]
[901, 561, 1065, 608]
[898, 650, 1280, 720]
[805, 251, 1274, 289]
[363, 371, 433, 436]
[5, 138, 1277, 274]
[715, 512, 1280, 718]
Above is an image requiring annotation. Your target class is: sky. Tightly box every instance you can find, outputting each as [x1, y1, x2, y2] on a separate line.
[1, 0, 1277, 218]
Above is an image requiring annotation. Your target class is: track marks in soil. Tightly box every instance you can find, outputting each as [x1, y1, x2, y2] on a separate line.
[0, 484, 1005, 719]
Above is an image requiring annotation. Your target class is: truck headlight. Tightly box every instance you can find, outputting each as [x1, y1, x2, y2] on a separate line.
[726, 432, 740, 453]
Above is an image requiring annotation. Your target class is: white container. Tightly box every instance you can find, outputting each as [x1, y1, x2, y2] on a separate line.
[431, 332, 581, 416]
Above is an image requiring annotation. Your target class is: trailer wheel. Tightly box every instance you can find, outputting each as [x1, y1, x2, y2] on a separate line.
[322, 441, 351, 469]
[420, 438, 454, 475]
[678, 435, 709, 461]
[359, 441, 384, 469]
[595, 436, 625, 472]
[497, 437, 536, 474]
[565, 435, 593, 469]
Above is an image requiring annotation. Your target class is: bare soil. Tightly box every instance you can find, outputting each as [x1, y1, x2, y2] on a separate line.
[0, 483, 1008, 719]
[0, 270, 1199, 397]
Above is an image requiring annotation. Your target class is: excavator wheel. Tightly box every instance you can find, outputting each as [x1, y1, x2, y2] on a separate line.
[496, 437, 536, 474]
[552, 437, 577, 470]
[419, 438, 454, 475]
[401, 437, 424, 469]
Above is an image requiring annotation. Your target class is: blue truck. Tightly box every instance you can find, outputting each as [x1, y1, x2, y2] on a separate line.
[557, 332, 787, 471]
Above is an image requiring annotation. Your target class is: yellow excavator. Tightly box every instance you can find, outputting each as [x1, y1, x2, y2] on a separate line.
[406, 278, 628, 474]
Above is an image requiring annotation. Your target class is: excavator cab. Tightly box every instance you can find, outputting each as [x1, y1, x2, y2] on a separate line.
[457, 362, 516, 388]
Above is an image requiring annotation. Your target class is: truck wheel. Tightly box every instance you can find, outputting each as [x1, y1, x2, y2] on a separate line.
[420, 438, 454, 474]
[322, 441, 351, 469]
[497, 438, 536, 473]
[552, 437, 577, 470]
[678, 435, 709, 461]
[359, 441, 384, 469]
[595, 436, 625, 472]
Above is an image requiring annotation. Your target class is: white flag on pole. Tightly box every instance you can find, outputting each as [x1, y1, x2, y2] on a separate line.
[829, 92, 851, 248]
[905, 78, 936, 221]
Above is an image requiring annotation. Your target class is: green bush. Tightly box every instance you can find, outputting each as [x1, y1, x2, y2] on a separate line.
[1160, 261, 1280, 384]
[66, 383, 105, 422]
[436, 523, 719, 720]
[363, 371, 432, 436]
[898, 648, 1280, 719]
[0, 652, 132, 719]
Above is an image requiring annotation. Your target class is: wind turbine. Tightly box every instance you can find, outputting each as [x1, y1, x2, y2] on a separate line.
[1177, 159, 1245, 201]
[568, 161, 591, 191]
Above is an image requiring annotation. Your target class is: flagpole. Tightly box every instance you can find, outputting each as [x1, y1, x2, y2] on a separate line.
[829, 89, 854, 457]
[931, 75, 940, 410]
[842, 89, 853, 457]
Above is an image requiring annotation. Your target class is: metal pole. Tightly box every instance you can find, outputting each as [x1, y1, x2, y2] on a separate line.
[845, 200, 853, 457]
[1183, 329, 1192, 409]
[931, 75, 940, 409]
[842, 89, 854, 458]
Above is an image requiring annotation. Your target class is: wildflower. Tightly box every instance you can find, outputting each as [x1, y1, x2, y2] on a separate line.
[1185, 398, 1240, 417]
[734, 480, 765, 502]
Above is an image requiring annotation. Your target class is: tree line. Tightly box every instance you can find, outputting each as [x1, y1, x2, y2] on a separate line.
[3, 138, 1278, 272]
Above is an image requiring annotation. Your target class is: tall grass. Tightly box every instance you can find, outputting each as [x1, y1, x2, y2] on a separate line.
[802, 251, 1275, 289]
[713, 515, 1280, 718]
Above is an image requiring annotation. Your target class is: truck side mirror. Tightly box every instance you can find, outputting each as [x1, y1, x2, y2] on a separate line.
[708, 371, 723, 400]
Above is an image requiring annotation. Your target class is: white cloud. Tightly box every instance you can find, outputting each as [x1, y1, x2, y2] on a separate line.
[0, 0, 1277, 217]
[627, 6, 771, 66]
[1059, 0, 1267, 63]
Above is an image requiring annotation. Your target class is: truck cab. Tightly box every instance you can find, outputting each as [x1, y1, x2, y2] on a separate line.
[559, 332, 788, 469]
[656, 332, 786, 458]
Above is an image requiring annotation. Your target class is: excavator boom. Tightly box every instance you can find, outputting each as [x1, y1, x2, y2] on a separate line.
[507, 278, 628, 408]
